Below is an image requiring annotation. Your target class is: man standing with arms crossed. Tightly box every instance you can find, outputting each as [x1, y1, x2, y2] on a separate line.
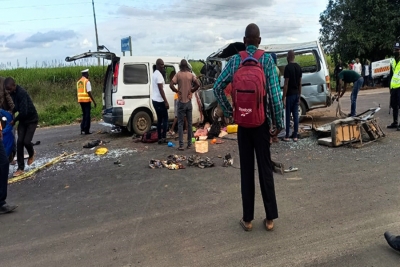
[170, 59, 200, 150]
[77, 69, 96, 135]
[213, 23, 284, 232]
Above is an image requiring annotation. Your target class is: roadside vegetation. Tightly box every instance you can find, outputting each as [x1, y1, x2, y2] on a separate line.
[0, 60, 335, 127]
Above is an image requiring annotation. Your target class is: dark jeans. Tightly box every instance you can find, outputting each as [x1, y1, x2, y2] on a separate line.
[17, 122, 37, 171]
[336, 78, 341, 93]
[390, 88, 400, 124]
[152, 100, 168, 140]
[285, 94, 299, 138]
[0, 141, 9, 207]
[178, 101, 192, 147]
[350, 77, 364, 116]
[80, 102, 91, 133]
[238, 121, 278, 222]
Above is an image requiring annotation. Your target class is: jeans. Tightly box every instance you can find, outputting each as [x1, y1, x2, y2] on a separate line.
[17, 122, 37, 171]
[80, 102, 91, 133]
[152, 100, 168, 140]
[285, 94, 299, 138]
[178, 101, 192, 147]
[0, 141, 9, 207]
[350, 77, 364, 116]
[238, 121, 278, 222]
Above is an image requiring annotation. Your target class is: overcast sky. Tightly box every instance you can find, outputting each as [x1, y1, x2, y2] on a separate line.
[0, 0, 329, 68]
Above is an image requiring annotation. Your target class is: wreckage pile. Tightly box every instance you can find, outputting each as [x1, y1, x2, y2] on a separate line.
[149, 153, 233, 170]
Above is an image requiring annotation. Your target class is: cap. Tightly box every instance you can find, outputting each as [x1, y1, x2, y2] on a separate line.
[352, 60, 355, 63]
[81, 69, 89, 73]
[394, 41, 400, 50]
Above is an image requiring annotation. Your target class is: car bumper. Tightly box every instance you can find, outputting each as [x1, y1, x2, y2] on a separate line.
[103, 107, 123, 126]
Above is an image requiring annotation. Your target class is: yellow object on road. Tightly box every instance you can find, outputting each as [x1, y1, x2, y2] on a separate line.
[95, 147, 108, 155]
[227, 124, 238, 134]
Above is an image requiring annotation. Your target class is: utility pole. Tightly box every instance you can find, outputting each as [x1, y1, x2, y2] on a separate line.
[92, 0, 100, 66]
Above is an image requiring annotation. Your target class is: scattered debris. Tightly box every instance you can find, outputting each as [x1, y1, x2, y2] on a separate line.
[222, 153, 233, 167]
[95, 147, 108, 155]
[187, 155, 214, 168]
[149, 155, 187, 170]
[8, 152, 77, 184]
[284, 166, 298, 173]
[83, 140, 110, 148]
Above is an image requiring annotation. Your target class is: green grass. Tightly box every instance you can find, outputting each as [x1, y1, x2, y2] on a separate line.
[0, 66, 106, 127]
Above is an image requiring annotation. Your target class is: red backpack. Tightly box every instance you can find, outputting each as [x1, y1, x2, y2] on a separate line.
[231, 50, 266, 128]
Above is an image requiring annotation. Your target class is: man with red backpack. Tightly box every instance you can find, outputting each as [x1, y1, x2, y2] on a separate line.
[213, 23, 284, 232]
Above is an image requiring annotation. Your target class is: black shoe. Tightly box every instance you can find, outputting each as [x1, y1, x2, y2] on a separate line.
[384, 231, 400, 252]
[84, 131, 93, 135]
[388, 123, 398, 129]
[0, 204, 18, 214]
[158, 138, 166, 145]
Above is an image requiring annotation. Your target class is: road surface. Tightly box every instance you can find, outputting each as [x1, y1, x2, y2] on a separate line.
[1, 88, 400, 267]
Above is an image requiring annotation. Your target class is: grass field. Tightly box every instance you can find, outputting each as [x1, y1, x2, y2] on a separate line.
[0, 58, 334, 127]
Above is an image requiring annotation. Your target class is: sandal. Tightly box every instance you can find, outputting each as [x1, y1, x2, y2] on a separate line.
[293, 138, 298, 142]
[240, 219, 252, 232]
[177, 147, 184, 151]
[282, 138, 291, 142]
[264, 218, 274, 231]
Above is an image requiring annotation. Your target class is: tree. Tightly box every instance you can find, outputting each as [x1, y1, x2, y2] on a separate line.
[319, 0, 400, 64]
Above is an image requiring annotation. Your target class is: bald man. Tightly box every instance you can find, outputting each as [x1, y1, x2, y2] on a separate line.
[282, 50, 302, 141]
[213, 23, 284, 232]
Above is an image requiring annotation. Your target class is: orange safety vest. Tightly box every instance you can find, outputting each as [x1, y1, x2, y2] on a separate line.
[77, 77, 91, 103]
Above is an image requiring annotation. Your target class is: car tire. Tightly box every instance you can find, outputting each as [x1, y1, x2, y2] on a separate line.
[132, 111, 152, 135]
[208, 106, 219, 124]
[298, 100, 307, 123]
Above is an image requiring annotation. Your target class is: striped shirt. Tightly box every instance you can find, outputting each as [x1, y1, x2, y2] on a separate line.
[212, 45, 284, 129]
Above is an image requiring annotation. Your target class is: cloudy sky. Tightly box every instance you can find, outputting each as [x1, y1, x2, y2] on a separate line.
[0, 0, 329, 68]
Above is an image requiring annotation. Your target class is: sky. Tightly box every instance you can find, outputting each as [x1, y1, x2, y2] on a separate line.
[0, 0, 330, 68]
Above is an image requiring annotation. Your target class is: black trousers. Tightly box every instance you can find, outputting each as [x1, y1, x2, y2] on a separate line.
[390, 88, 400, 124]
[0, 141, 9, 206]
[152, 100, 168, 139]
[17, 122, 37, 171]
[238, 121, 278, 222]
[80, 102, 91, 133]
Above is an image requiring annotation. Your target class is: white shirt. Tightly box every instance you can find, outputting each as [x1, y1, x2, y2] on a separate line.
[86, 80, 92, 92]
[354, 63, 362, 75]
[151, 70, 165, 102]
[364, 65, 370, 76]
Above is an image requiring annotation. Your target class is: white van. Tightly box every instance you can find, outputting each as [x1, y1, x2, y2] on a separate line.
[65, 52, 202, 135]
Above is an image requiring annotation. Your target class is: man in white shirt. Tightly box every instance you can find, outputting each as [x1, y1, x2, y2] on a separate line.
[353, 58, 362, 75]
[152, 59, 169, 144]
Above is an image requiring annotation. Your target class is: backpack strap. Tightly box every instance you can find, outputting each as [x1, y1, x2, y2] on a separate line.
[239, 51, 249, 63]
[252, 49, 265, 61]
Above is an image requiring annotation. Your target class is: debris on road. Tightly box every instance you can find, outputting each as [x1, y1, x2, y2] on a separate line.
[284, 166, 299, 173]
[222, 153, 233, 167]
[149, 155, 187, 170]
[8, 152, 77, 184]
[83, 140, 110, 148]
[95, 147, 108, 155]
[187, 155, 214, 168]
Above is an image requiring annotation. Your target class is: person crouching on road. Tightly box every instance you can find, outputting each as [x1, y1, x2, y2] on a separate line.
[4, 77, 38, 177]
[77, 69, 97, 135]
[337, 70, 363, 117]
[170, 59, 200, 150]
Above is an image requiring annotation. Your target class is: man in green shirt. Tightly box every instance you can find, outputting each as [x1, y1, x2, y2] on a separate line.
[337, 70, 364, 117]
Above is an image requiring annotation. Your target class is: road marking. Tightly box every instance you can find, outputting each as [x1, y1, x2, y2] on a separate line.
[286, 177, 303, 181]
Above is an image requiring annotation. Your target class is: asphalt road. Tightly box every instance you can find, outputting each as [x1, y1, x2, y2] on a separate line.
[1, 88, 400, 267]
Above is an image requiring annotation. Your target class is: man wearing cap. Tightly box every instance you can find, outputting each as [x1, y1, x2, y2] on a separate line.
[386, 41, 400, 129]
[77, 69, 96, 135]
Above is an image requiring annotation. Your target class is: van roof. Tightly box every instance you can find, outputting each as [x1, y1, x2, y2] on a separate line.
[118, 56, 184, 64]
[259, 41, 319, 53]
